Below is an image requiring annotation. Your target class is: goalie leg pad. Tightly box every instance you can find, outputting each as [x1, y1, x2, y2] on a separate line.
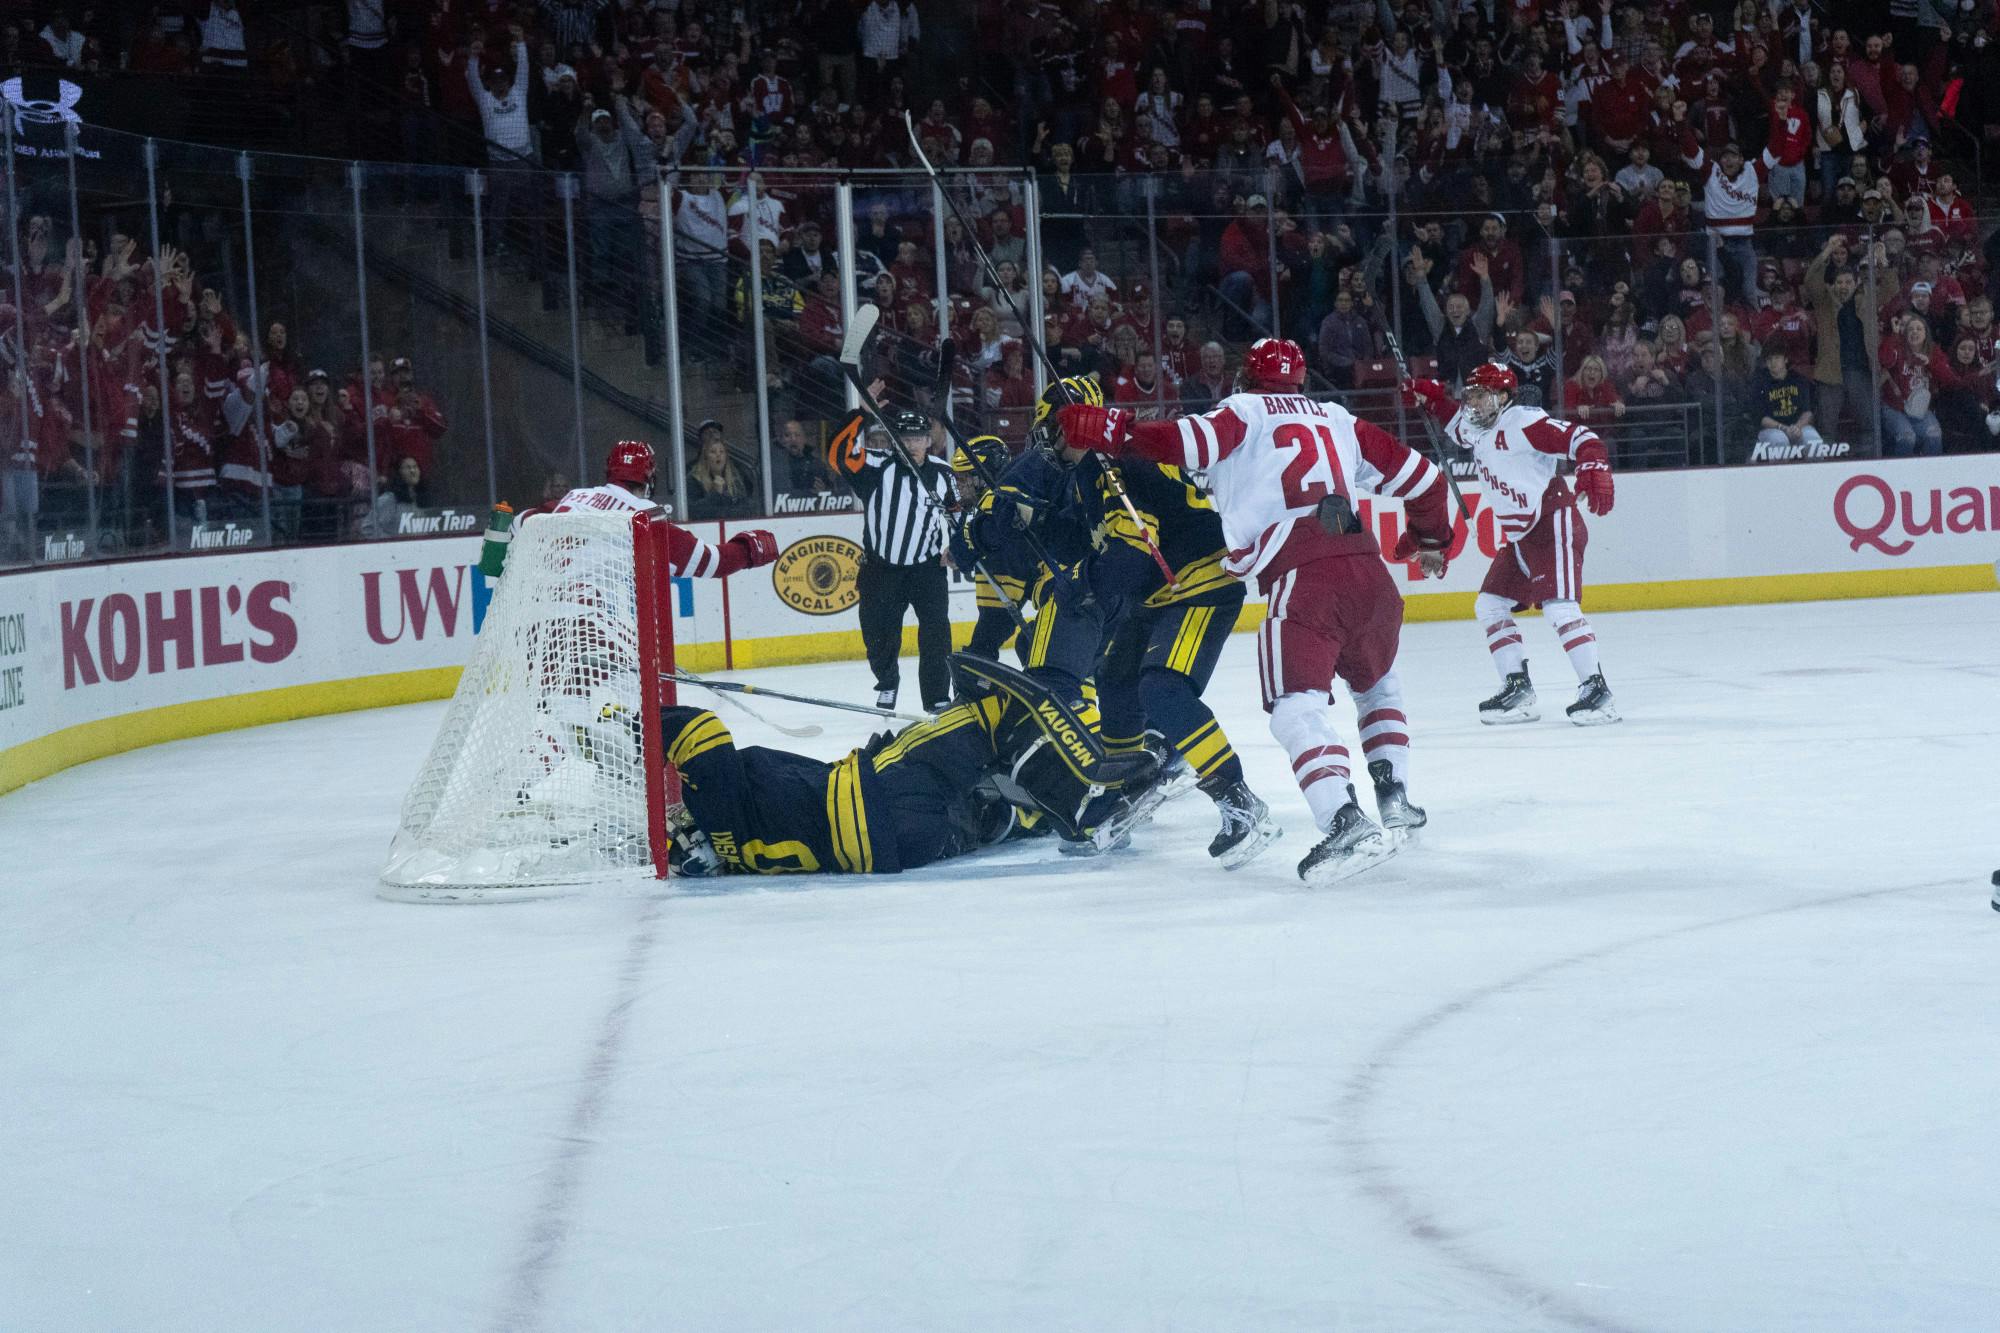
[952, 652, 1157, 790]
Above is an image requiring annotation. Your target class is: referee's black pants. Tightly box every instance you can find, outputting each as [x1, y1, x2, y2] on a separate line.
[857, 556, 953, 709]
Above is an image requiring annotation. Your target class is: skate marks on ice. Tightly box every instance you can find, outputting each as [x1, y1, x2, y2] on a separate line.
[492, 898, 665, 1333]
[1334, 876, 1973, 1333]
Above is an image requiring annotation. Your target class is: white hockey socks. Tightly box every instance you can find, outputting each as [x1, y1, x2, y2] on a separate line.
[1353, 672, 1411, 785]
[1268, 691, 1354, 831]
[1475, 592, 1527, 678]
[1545, 600, 1601, 681]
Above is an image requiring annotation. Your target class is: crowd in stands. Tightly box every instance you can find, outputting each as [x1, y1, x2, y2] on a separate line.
[0, 210, 450, 561]
[7, 0, 2000, 556]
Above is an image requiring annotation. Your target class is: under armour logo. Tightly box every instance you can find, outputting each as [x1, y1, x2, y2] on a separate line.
[2, 77, 83, 134]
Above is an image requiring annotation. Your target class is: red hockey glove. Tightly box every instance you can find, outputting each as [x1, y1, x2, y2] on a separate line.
[1055, 403, 1132, 454]
[1390, 529, 1450, 579]
[728, 529, 780, 568]
[1400, 377, 1449, 412]
[1574, 444, 1614, 516]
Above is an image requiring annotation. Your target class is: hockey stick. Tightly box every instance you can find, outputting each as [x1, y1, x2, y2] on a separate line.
[1381, 328, 1472, 521]
[900, 112, 1178, 590]
[677, 671, 823, 738]
[838, 304, 1042, 638]
[670, 670, 931, 724]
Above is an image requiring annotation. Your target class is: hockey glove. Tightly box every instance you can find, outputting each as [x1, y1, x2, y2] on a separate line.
[1389, 529, 1451, 579]
[728, 529, 780, 568]
[1055, 403, 1132, 455]
[1574, 443, 1614, 516]
[1400, 377, 1450, 412]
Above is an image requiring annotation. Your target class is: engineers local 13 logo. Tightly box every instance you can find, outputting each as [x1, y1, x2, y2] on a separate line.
[771, 534, 862, 615]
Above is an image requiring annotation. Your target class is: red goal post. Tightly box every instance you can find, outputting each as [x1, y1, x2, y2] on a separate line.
[379, 507, 679, 902]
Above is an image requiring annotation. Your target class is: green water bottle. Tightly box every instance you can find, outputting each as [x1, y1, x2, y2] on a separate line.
[477, 502, 515, 578]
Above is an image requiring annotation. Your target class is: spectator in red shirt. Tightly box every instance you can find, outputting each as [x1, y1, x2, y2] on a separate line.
[1921, 173, 1975, 249]
[1454, 213, 1525, 305]
[1753, 280, 1814, 369]
[1218, 195, 1277, 335]
[1591, 52, 1652, 152]
[981, 339, 1035, 445]
[1879, 315, 1950, 457]
[746, 48, 794, 122]
[798, 271, 844, 357]
[1764, 84, 1811, 205]
[1111, 349, 1176, 418]
[1885, 136, 1941, 208]
[1563, 354, 1626, 425]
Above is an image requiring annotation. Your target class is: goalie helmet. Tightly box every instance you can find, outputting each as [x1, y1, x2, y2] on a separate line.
[606, 439, 656, 492]
[1030, 375, 1104, 456]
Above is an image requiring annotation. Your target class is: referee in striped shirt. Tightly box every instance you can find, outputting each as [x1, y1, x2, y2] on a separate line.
[827, 402, 956, 711]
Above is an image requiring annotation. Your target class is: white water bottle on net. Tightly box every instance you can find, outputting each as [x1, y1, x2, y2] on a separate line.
[380, 508, 678, 902]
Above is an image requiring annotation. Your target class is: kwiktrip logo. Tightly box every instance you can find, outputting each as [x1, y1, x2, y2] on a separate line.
[1834, 473, 2000, 555]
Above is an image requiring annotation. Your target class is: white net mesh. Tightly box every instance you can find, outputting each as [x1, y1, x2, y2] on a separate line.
[380, 508, 664, 901]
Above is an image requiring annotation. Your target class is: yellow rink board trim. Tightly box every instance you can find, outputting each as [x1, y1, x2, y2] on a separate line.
[3, 562, 1987, 796]
[0, 667, 465, 797]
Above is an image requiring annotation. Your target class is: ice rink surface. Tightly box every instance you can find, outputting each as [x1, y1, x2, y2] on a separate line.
[5, 593, 1999, 1333]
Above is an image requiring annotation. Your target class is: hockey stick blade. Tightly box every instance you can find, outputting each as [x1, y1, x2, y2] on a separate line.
[839, 300, 880, 368]
[934, 335, 958, 397]
[705, 686, 824, 738]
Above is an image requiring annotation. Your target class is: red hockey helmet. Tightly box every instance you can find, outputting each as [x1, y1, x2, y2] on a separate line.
[1465, 362, 1519, 396]
[606, 439, 656, 490]
[1241, 337, 1309, 391]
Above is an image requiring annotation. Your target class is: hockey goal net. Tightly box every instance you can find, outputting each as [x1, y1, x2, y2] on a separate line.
[380, 507, 678, 902]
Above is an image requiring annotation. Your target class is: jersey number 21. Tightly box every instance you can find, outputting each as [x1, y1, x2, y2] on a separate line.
[1275, 422, 1349, 509]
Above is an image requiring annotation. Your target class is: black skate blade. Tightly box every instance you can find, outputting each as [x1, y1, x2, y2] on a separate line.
[1215, 817, 1282, 871]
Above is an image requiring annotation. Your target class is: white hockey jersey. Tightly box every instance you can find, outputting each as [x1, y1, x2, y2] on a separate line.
[1439, 403, 1597, 542]
[548, 482, 650, 515]
[525, 482, 732, 578]
[1166, 391, 1445, 582]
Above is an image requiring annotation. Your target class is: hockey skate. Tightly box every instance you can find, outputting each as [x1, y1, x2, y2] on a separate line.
[1297, 787, 1401, 887]
[874, 686, 898, 711]
[1478, 668, 1539, 724]
[1368, 759, 1427, 834]
[1565, 673, 1620, 725]
[1204, 778, 1282, 870]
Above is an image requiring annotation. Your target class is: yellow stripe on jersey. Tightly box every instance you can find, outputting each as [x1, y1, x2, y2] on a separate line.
[1145, 551, 1235, 608]
[1103, 731, 1146, 755]
[1165, 605, 1217, 676]
[1027, 591, 1062, 666]
[667, 711, 732, 769]
[826, 755, 873, 873]
[871, 700, 987, 772]
[975, 570, 1028, 610]
[1176, 718, 1235, 778]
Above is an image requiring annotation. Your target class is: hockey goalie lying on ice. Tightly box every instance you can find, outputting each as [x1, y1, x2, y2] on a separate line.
[658, 655, 1165, 878]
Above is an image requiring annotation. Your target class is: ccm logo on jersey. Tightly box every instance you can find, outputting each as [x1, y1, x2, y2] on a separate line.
[1834, 473, 2000, 555]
